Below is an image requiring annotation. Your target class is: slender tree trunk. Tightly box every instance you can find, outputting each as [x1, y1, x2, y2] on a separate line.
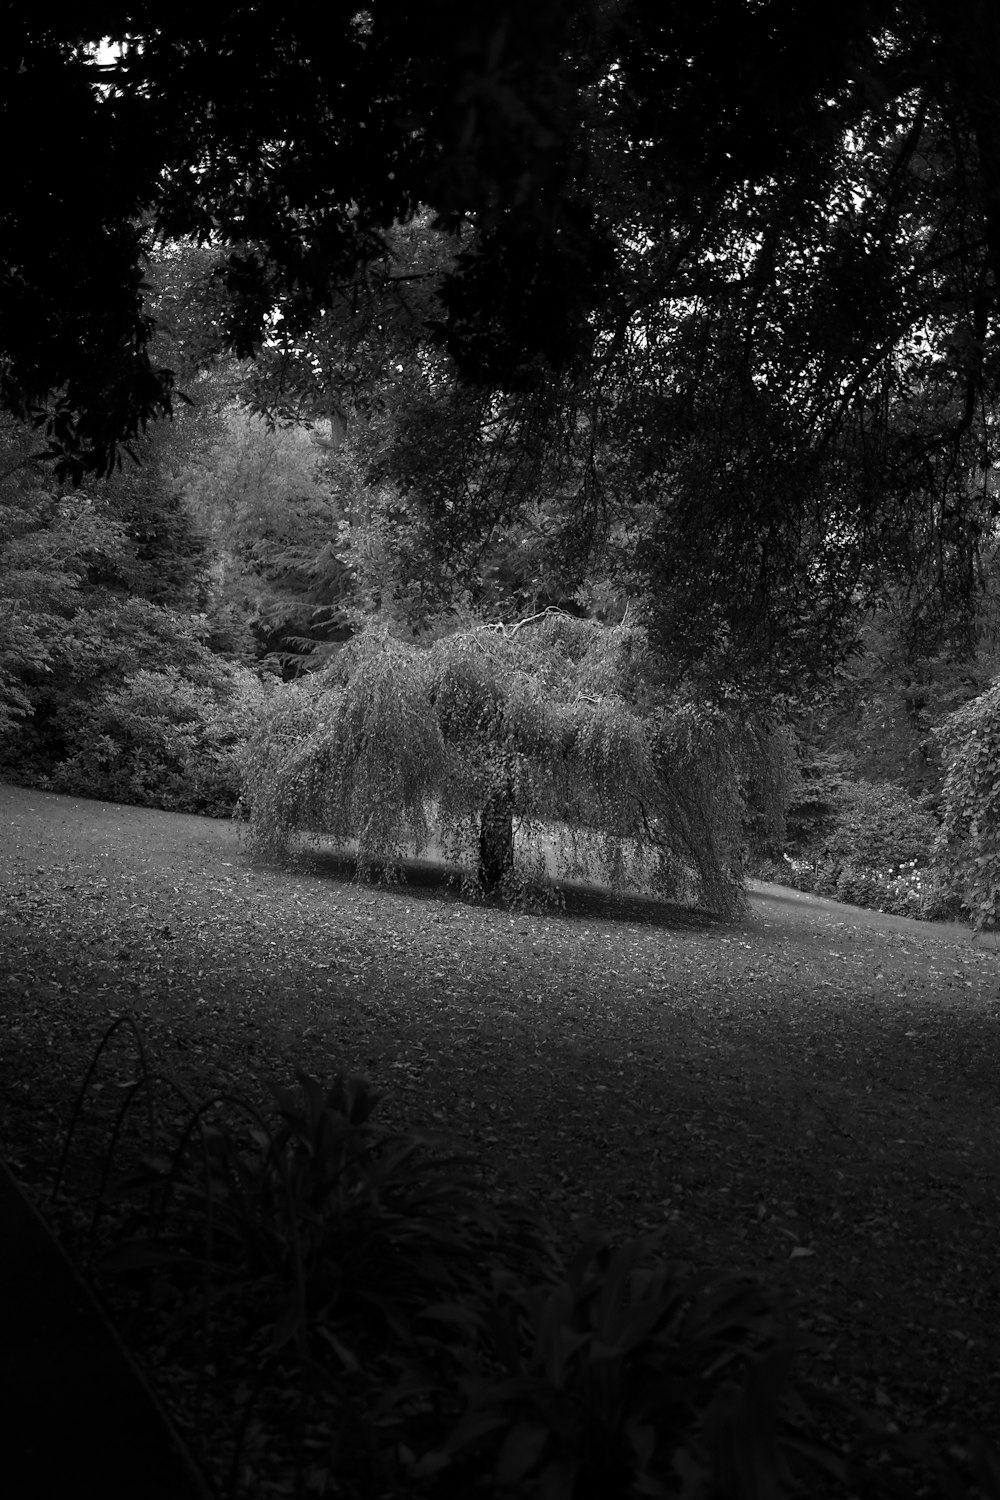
[478, 790, 515, 892]
[329, 402, 348, 449]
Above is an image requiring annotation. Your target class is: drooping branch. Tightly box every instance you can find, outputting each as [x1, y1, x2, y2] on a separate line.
[241, 621, 774, 914]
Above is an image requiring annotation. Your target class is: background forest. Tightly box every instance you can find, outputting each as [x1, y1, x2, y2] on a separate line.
[3, 231, 1000, 925]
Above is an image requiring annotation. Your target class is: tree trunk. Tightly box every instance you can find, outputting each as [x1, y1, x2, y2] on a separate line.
[478, 792, 515, 893]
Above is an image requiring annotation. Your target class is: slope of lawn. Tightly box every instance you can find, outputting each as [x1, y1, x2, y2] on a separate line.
[1, 781, 999, 1493]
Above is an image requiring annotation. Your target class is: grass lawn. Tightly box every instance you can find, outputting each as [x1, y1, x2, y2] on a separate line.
[1, 781, 999, 1494]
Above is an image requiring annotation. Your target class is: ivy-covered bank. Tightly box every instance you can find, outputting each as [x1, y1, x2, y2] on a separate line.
[934, 684, 1000, 931]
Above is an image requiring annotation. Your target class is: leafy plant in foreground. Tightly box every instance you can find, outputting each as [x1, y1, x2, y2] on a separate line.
[85, 1059, 549, 1497]
[103, 1071, 536, 1365]
[61, 1025, 1000, 1500]
[420, 1234, 846, 1499]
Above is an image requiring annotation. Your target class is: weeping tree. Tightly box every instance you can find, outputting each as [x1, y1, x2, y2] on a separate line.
[240, 612, 792, 915]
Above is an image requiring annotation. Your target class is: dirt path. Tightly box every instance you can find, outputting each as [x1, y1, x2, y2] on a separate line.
[2, 782, 999, 1457]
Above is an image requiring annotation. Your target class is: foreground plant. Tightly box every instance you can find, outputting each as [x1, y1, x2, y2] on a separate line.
[58, 1020, 1000, 1500]
[99, 1070, 543, 1355]
[413, 1235, 818, 1498]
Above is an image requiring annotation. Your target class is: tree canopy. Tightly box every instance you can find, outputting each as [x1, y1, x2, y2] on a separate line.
[6, 4, 1000, 689]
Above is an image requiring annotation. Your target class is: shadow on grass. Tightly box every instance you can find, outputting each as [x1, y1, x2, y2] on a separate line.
[286, 845, 733, 933]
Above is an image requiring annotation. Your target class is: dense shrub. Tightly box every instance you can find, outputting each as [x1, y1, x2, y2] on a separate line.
[0, 487, 130, 734]
[0, 591, 269, 816]
[816, 778, 937, 871]
[0, 469, 269, 816]
[45, 660, 268, 816]
[933, 681, 1000, 931]
[769, 773, 956, 919]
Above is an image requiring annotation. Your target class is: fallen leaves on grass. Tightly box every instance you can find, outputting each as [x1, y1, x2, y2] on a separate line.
[1, 784, 1000, 1490]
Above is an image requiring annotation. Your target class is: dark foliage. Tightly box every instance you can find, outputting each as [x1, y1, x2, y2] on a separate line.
[6, 7, 1000, 516]
[59, 1024, 1000, 1500]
